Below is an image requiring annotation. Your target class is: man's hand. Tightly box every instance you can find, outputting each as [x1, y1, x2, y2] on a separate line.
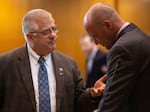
[90, 74, 107, 97]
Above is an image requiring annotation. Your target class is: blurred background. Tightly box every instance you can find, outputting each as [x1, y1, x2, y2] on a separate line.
[0, 0, 150, 79]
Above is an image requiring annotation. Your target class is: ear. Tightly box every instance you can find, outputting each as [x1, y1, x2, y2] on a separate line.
[104, 20, 112, 30]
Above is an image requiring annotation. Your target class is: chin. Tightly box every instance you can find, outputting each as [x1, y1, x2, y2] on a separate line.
[50, 45, 56, 51]
[106, 45, 112, 50]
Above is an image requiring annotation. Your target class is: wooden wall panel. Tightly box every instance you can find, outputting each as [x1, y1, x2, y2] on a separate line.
[117, 0, 150, 35]
[3, 0, 146, 79]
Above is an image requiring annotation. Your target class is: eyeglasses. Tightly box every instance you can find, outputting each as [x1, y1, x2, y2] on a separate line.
[29, 26, 58, 36]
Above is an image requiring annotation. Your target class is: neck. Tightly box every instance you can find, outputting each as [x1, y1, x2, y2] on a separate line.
[114, 20, 125, 38]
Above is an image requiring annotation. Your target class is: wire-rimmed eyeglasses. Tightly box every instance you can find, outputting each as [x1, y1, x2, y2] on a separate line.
[29, 26, 58, 36]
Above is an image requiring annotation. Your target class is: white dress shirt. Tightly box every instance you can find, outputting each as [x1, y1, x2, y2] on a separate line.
[27, 45, 56, 112]
[116, 22, 130, 38]
[87, 48, 98, 73]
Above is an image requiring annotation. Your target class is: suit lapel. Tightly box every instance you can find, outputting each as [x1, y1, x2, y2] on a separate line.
[16, 45, 36, 111]
[52, 51, 64, 112]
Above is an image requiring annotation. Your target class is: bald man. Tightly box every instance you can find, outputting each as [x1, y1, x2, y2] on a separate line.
[84, 2, 150, 112]
[0, 9, 106, 112]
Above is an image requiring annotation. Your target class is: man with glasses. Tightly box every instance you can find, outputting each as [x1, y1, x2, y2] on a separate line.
[0, 9, 106, 112]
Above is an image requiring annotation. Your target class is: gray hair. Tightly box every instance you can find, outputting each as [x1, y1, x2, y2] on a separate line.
[22, 9, 51, 42]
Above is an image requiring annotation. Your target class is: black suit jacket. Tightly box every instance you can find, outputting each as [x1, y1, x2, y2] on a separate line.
[86, 50, 106, 88]
[98, 24, 150, 112]
[0, 45, 98, 112]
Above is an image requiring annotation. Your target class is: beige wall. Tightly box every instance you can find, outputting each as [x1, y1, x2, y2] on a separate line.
[118, 0, 150, 35]
[0, 0, 149, 79]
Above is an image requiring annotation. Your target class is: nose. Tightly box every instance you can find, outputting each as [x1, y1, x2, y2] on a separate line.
[48, 31, 57, 39]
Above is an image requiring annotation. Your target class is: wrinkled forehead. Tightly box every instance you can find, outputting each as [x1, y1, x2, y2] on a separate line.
[33, 10, 54, 21]
[35, 13, 54, 25]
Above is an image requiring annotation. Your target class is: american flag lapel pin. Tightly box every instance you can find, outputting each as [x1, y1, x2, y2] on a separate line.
[59, 67, 63, 76]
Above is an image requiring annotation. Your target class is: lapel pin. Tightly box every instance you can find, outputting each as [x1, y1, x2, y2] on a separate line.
[59, 73, 63, 76]
[59, 67, 63, 76]
[59, 67, 63, 71]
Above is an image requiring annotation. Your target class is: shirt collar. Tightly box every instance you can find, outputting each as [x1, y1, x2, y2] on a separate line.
[44, 53, 52, 66]
[27, 44, 51, 65]
[116, 22, 130, 38]
[88, 47, 98, 59]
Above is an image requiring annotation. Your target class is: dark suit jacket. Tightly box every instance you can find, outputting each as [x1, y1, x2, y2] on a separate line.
[0, 45, 98, 112]
[98, 23, 150, 112]
[86, 50, 106, 88]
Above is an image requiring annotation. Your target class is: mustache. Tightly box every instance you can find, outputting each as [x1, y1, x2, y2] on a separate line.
[48, 38, 57, 44]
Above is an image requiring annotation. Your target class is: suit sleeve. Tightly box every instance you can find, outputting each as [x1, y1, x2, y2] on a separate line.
[0, 60, 2, 108]
[98, 46, 137, 112]
[71, 60, 100, 112]
[0, 55, 4, 110]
